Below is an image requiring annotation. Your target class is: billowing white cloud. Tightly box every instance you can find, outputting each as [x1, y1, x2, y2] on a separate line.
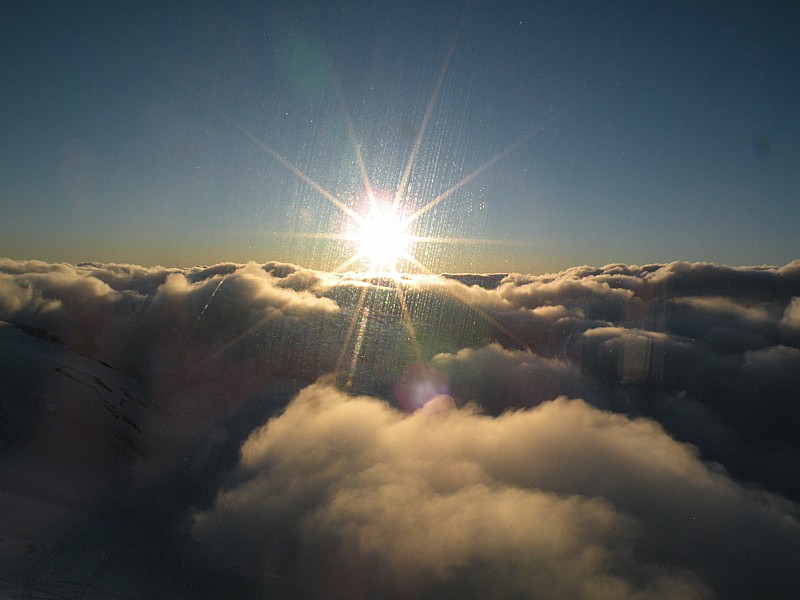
[195, 382, 800, 599]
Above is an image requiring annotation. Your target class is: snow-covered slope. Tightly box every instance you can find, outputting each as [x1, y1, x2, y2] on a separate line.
[0, 319, 149, 469]
[0, 319, 287, 598]
[0, 320, 154, 589]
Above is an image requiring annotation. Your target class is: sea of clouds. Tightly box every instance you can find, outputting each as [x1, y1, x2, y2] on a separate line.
[1, 257, 800, 598]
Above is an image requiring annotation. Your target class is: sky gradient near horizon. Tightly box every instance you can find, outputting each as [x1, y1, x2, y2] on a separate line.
[2, 1, 799, 273]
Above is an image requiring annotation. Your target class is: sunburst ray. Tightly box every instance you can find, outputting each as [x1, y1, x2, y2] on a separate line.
[393, 7, 467, 213]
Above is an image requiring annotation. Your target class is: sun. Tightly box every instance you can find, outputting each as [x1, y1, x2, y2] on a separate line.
[207, 15, 535, 392]
[345, 201, 414, 273]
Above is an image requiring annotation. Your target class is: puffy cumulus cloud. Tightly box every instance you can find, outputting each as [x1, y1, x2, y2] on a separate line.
[74, 260, 190, 294]
[0, 259, 348, 495]
[780, 296, 800, 343]
[0, 258, 340, 377]
[3, 257, 800, 597]
[0, 258, 80, 276]
[2, 257, 800, 501]
[429, 323, 800, 501]
[432, 343, 593, 412]
[667, 296, 781, 353]
[499, 273, 635, 321]
[440, 272, 507, 289]
[497, 260, 800, 333]
[648, 260, 800, 303]
[194, 382, 800, 600]
[484, 262, 800, 498]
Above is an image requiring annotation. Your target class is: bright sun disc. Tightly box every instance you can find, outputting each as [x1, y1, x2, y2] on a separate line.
[349, 206, 413, 271]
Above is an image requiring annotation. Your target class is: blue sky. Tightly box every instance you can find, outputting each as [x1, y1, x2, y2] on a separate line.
[2, 1, 799, 273]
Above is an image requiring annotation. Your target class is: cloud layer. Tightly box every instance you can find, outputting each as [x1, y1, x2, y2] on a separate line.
[2, 257, 800, 598]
